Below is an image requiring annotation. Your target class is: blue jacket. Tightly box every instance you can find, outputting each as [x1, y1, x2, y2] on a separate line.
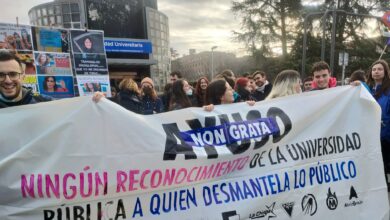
[371, 85, 390, 142]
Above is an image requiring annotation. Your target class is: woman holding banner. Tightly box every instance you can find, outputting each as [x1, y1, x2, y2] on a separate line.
[367, 59, 390, 185]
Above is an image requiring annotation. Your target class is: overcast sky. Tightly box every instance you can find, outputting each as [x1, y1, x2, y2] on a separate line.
[0, 0, 244, 57]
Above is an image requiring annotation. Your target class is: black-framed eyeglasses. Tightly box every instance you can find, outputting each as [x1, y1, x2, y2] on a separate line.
[0, 72, 21, 81]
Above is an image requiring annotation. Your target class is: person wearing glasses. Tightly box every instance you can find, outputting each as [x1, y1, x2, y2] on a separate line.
[0, 50, 54, 108]
[0, 50, 105, 108]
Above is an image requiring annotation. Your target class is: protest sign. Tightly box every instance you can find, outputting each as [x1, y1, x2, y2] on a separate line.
[0, 86, 388, 219]
[31, 27, 69, 53]
[22, 75, 38, 93]
[70, 29, 110, 96]
[0, 23, 36, 89]
[70, 30, 105, 54]
[73, 53, 108, 75]
[76, 75, 110, 96]
[34, 52, 72, 75]
[0, 23, 33, 51]
[37, 75, 74, 98]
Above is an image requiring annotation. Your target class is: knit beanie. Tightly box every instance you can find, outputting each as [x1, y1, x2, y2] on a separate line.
[141, 77, 154, 88]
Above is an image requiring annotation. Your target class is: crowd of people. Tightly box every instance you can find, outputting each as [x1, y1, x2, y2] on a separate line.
[106, 60, 349, 114]
[0, 49, 390, 188]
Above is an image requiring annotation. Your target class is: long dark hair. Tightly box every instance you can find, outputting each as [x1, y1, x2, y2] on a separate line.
[206, 79, 227, 105]
[169, 79, 191, 110]
[367, 60, 390, 99]
[43, 76, 57, 91]
[195, 76, 209, 107]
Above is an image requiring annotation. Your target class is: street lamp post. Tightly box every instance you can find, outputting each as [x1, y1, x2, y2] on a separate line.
[211, 46, 218, 79]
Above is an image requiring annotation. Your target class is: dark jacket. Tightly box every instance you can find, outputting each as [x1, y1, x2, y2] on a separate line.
[117, 90, 142, 114]
[0, 88, 54, 109]
[253, 83, 272, 101]
[236, 87, 255, 102]
[371, 85, 390, 142]
[188, 94, 198, 107]
[141, 95, 163, 115]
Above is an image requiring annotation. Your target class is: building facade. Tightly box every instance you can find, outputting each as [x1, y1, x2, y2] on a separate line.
[29, 0, 85, 29]
[29, 0, 170, 91]
[171, 51, 238, 82]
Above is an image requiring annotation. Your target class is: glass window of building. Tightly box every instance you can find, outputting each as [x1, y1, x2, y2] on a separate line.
[30, 11, 35, 20]
[62, 4, 70, 14]
[63, 14, 71, 22]
[73, 23, 81, 29]
[71, 3, 79, 13]
[63, 23, 71, 28]
[37, 9, 41, 17]
[49, 16, 55, 25]
[72, 13, 80, 22]
[37, 19, 42, 26]
[56, 15, 62, 23]
[42, 7, 47, 16]
[48, 7, 54, 15]
[43, 17, 48, 26]
[55, 5, 61, 14]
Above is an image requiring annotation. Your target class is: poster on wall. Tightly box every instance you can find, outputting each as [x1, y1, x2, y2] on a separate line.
[76, 75, 110, 96]
[73, 53, 108, 75]
[37, 75, 74, 98]
[34, 52, 72, 75]
[22, 75, 38, 93]
[31, 26, 74, 98]
[0, 23, 37, 91]
[70, 29, 110, 97]
[70, 30, 105, 54]
[31, 27, 69, 53]
[0, 23, 33, 51]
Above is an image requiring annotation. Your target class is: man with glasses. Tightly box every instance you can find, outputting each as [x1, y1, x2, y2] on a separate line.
[252, 70, 272, 101]
[0, 50, 54, 108]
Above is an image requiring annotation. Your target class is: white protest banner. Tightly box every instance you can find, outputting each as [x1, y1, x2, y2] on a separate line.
[0, 86, 389, 219]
